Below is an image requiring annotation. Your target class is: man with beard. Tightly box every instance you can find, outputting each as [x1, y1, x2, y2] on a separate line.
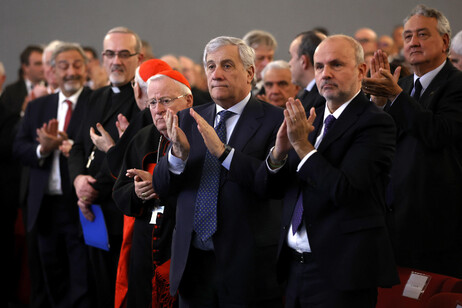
[68, 26, 142, 307]
[13, 42, 93, 307]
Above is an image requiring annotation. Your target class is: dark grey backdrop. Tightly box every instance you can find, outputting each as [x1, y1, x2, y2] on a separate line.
[1, 0, 461, 82]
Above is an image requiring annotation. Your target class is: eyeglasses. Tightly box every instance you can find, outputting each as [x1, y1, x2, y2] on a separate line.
[102, 50, 138, 59]
[148, 94, 187, 109]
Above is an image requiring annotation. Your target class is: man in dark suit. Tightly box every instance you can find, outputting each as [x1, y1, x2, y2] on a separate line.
[259, 35, 399, 307]
[153, 36, 284, 307]
[363, 5, 462, 278]
[13, 42, 93, 308]
[0, 45, 47, 117]
[68, 26, 142, 307]
[288, 30, 326, 111]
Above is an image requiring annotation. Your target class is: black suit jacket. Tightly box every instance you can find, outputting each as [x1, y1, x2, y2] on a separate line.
[13, 88, 91, 231]
[296, 84, 325, 111]
[68, 84, 139, 235]
[257, 92, 399, 290]
[385, 60, 462, 255]
[153, 96, 284, 302]
[0, 79, 28, 116]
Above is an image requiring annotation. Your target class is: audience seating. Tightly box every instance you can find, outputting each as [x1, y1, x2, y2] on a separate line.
[376, 267, 462, 308]
[424, 292, 462, 308]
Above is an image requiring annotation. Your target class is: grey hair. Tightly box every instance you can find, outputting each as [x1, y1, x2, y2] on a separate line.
[242, 29, 278, 50]
[261, 60, 291, 79]
[451, 30, 462, 56]
[146, 74, 192, 96]
[43, 40, 64, 64]
[203, 36, 255, 71]
[106, 26, 142, 54]
[404, 4, 451, 53]
[50, 42, 88, 67]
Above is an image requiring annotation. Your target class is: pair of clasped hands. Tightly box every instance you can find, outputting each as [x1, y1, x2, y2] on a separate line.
[36, 119, 72, 157]
[362, 49, 403, 105]
[163, 101, 317, 169]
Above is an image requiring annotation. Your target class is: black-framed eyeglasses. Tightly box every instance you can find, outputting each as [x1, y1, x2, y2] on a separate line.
[148, 95, 187, 109]
[102, 50, 138, 59]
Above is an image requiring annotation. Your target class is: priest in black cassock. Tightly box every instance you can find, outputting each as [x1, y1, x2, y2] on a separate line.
[68, 27, 142, 308]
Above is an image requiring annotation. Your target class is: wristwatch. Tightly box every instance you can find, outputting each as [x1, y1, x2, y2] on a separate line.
[218, 144, 233, 163]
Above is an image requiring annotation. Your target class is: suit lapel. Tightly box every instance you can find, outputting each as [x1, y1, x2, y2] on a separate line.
[46, 93, 59, 119]
[317, 93, 365, 153]
[420, 60, 452, 109]
[228, 97, 263, 151]
[99, 87, 119, 125]
[67, 87, 90, 138]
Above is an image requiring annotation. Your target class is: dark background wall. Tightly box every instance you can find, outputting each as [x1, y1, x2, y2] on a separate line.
[1, 0, 461, 82]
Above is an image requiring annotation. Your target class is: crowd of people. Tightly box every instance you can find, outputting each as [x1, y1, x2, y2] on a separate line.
[1, 3, 462, 308]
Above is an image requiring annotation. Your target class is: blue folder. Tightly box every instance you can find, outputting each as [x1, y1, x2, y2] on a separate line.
[79, 204, 110, 251]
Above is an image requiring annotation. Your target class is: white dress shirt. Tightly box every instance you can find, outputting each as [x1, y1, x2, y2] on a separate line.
[36, 88, 82, 194]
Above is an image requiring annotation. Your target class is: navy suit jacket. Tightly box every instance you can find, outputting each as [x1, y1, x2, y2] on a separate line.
[153, 96, 284, 301]
[385, 60, 462, 255]
[257, 91, 399, 290]
[13, 87, 91, 231]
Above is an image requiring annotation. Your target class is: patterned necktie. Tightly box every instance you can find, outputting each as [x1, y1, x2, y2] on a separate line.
[412, 78, 422, 101]
[291, 114, 336, 234]
[63, 100, 73, 132]
[193, 110, 234, 241]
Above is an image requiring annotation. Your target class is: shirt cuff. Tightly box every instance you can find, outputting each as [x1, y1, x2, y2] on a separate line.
[167, 148, 187, 175]
[266, 146, 286, 173]
[221, 148, 234, 170]
[36, 144, 51, 159]
[296, 149, 317, 172]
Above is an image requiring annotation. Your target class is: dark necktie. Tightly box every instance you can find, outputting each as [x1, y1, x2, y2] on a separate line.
[412, 78, 422, 101]
[63, 100, 73, 132]
[193, 110, 234, 241]
[291, 114, 336, 234]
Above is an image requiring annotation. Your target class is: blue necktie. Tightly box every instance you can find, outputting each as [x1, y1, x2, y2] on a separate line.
[291, 114, 336, 234]
[193, 110, 234, 241]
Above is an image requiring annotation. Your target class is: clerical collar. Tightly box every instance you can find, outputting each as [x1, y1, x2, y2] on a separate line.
[111, 81, 133, 94]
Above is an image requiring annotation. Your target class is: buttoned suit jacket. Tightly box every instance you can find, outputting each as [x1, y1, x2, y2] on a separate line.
[68, 85, 139, 235]
[13, 87, 92, 231]
[385, 60, 462, 255]
[153, 96, 284, 302]
[257, 92, 399, 290]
